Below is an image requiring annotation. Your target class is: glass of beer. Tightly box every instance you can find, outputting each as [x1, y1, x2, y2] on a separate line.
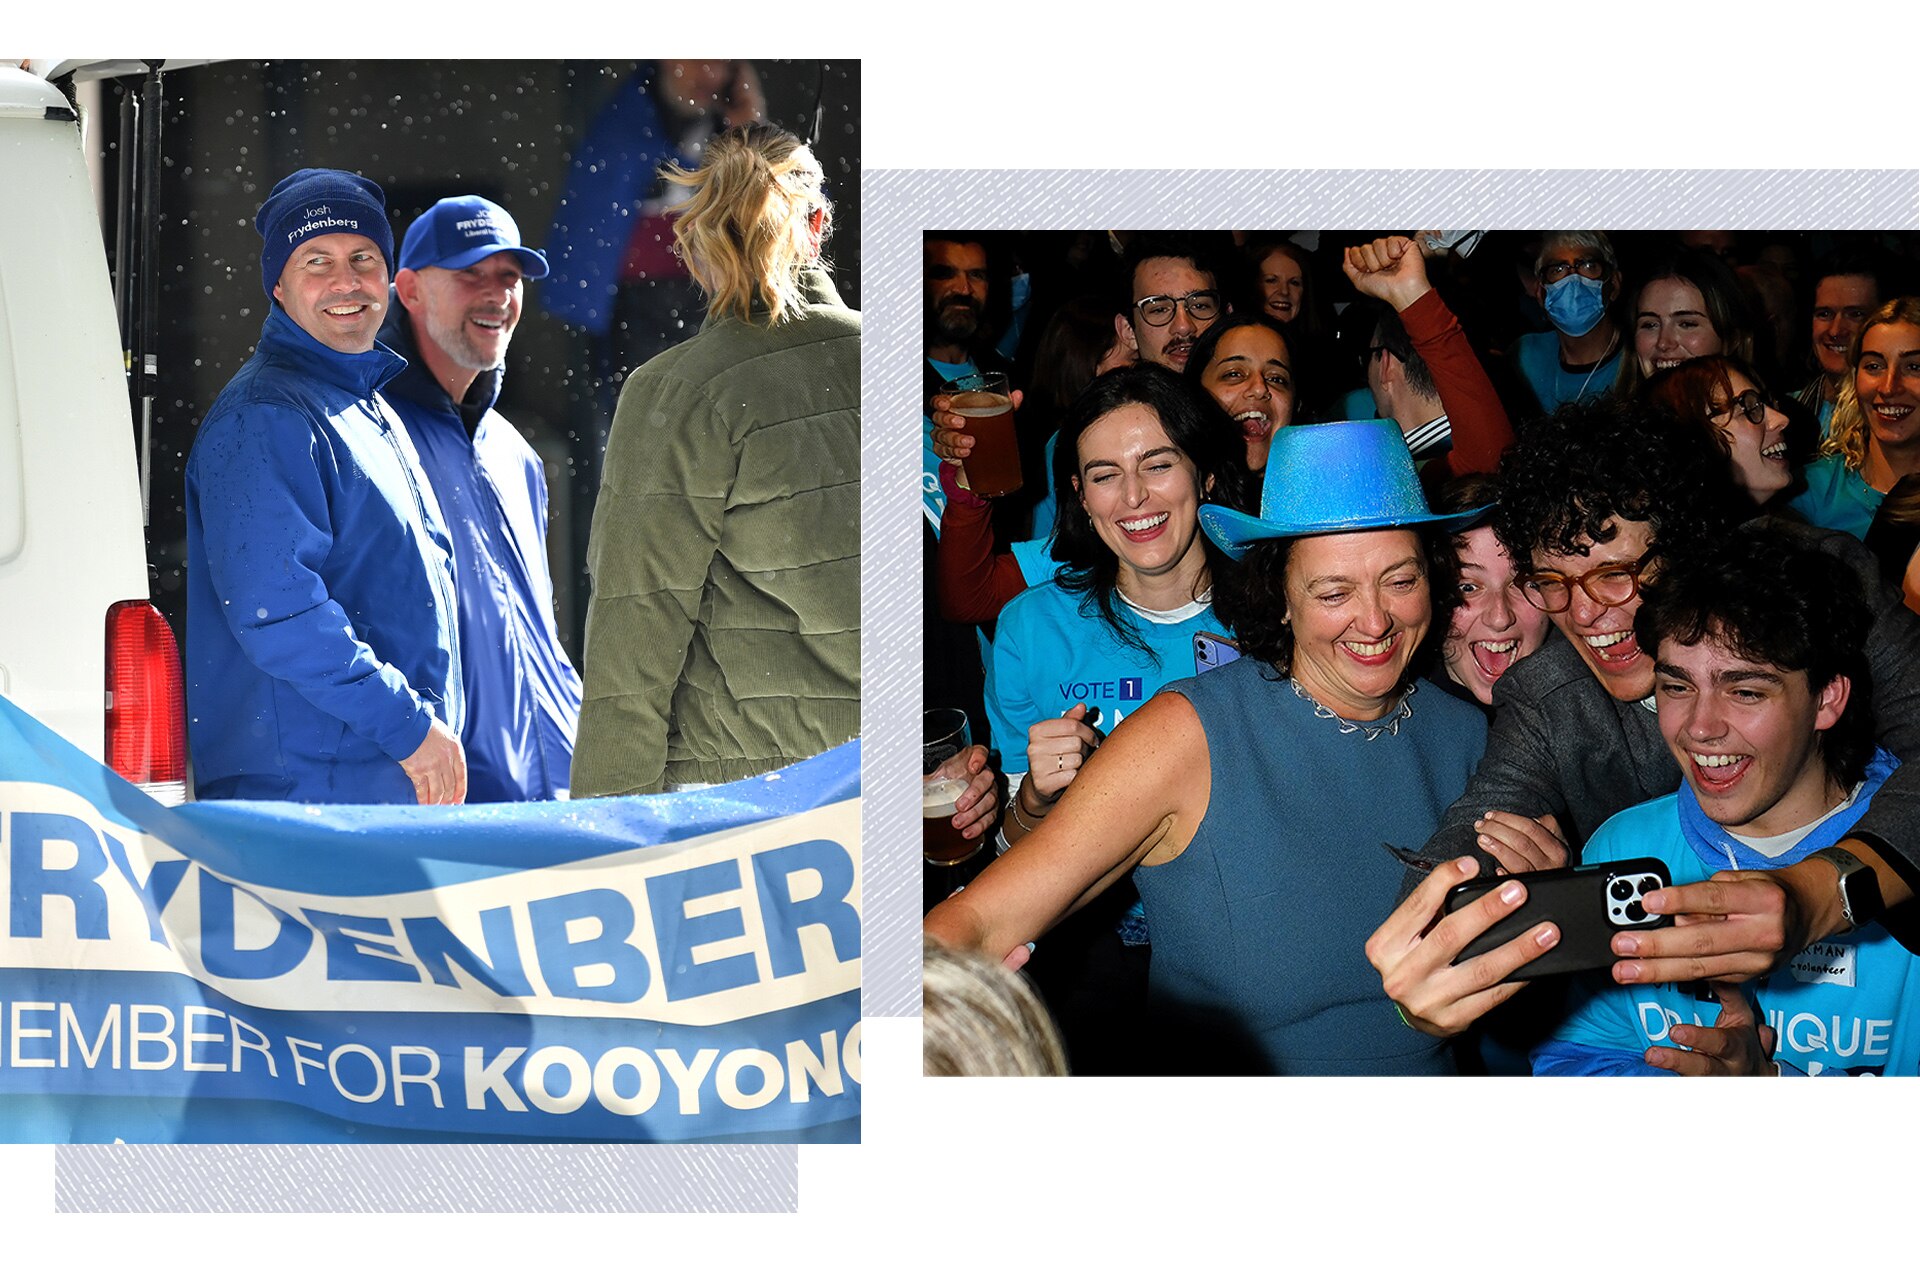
[943, 371, 1023, 499]
[924, 708, 981, 867]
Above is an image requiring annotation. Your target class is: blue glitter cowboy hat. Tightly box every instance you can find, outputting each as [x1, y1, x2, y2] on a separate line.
[1199, 419, 1491, 560]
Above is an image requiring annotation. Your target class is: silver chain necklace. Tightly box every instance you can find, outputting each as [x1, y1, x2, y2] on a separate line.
[1290, 677, 1413, 741]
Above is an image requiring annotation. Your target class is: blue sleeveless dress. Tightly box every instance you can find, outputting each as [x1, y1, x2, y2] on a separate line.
[1138, 658, 1485, 1074]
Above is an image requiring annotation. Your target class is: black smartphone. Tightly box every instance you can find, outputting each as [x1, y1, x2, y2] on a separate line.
[1443, 857, 1673, 982]
[1194, 631, 1240, 675]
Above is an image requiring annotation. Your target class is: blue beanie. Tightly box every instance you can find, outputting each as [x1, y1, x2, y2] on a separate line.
[254, 168, 394, 297]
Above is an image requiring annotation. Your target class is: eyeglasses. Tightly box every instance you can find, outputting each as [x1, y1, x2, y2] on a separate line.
[1713, 388, 1774, 426]
[1538, 257, 1609, 285]
[1519, 550, 1657, 614]
[1134, 290, 1222, 327]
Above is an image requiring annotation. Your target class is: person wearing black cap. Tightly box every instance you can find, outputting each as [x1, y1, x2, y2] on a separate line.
[379, 196, 583, 802]
[184, 167, 467, 805]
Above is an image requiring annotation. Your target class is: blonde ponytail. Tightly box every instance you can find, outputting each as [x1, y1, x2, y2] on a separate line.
[663, 124, 830, 325]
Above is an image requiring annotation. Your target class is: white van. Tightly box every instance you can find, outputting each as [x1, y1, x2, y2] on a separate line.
[0, 65, 186, 801]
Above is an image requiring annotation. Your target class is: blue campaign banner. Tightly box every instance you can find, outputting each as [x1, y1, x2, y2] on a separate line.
[0, 697, 861, 1143]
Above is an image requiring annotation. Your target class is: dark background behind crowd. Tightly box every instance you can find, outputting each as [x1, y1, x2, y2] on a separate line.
[957, 228, 1918, 548]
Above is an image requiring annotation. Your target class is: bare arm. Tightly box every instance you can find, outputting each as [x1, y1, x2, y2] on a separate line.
[1612, 838, 1911, 985]
[1367, 854, 1562, 1037]
[926, 690, 1209, 961]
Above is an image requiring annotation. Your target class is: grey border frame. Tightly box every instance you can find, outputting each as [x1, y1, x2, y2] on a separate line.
[56, 1143, 799, 1212]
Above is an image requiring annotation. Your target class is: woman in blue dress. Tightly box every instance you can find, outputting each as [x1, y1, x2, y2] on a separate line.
[931, 418, 1490, 1074]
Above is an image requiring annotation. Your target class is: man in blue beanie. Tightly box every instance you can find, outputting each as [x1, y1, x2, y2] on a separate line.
[183, 167, 468, 803]
[379, 195, 582, 801]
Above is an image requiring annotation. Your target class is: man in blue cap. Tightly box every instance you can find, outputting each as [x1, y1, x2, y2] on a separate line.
[380, 195, 582, 801]
[185, 167, 466, 804]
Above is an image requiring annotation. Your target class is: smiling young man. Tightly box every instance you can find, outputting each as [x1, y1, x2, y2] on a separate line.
[380, 196, 582, 802]
[1117, 236, 1224, 374]
[1534, 530, 1920, 1075]
[184, 167, 466, 805]
[1794, 257, 1882, 436]
[1372, 399, 1920, 1040]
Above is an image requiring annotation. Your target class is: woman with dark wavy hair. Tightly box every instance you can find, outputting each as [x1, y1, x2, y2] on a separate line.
[978, 363, 1244, 1071]
[932, 418, 1489, 1074]
[988, 365, 1245, 828]
[1185, 313, 1296, 473]
[934, 308, 1252, 626]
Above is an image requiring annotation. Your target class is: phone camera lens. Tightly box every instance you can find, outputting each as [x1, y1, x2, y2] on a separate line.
[1638, 877, 1661, 895]
[1625, 901, 1647, 922]
[1610, 879, 1633, 901]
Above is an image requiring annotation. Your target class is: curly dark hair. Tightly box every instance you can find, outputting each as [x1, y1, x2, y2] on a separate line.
[1049, 364, 1247, 662]
[1212, 526, 1458, 673]
[1491, 398, 1744, 569]
[1634, 526, 1875, 790]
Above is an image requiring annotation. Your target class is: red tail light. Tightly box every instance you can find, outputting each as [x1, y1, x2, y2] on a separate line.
[105, 600, 187, 804]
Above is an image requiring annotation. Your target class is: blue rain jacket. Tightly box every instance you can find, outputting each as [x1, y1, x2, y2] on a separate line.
[377, 298, 582, 801]
[185, 304, 463, 802]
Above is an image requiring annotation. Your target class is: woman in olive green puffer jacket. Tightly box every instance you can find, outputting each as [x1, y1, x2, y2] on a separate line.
[572, 124, 860, 797]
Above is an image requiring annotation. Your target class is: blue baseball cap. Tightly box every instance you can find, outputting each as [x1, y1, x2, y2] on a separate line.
[398, 195, 549, 279]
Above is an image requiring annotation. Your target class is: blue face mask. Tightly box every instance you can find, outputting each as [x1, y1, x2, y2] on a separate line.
[1543, 273, 1608, 338]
